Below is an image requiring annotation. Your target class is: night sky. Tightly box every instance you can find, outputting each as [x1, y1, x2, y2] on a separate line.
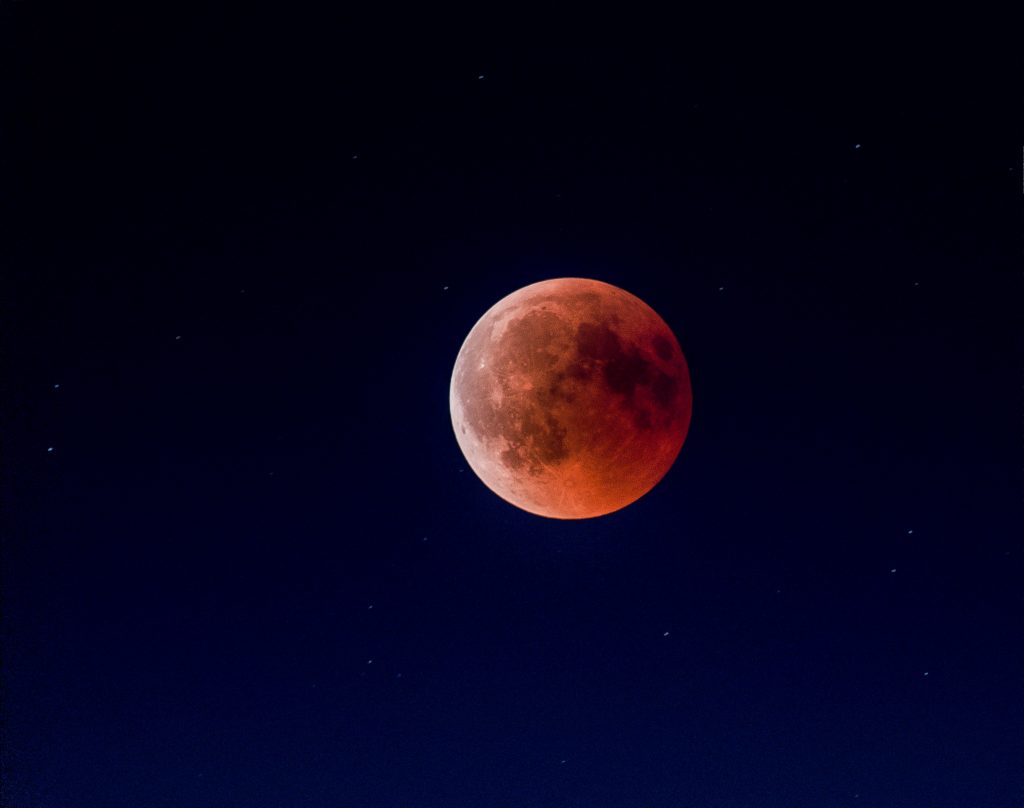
[3, 9, 1021, 807]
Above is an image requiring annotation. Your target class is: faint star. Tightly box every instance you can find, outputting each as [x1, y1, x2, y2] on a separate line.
[923, 671, 929, 676]
[47, 447, 54, 452]
[367, 659, 373, 665]
[718, 286, 725, 291]
[53, 383, 60, 389]
[443, 286, 449, 290]
[890, 568, 897, 573]
[368, 604, 374, 610]
[663, 631, 670, 637]
[477, 74, 485, 80]
[907, 529, 914, 534]
[854, 143, 861, 149]
[175, 335, 182, 340]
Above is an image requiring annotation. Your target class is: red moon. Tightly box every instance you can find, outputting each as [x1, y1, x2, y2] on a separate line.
[450, 278, 692, 519]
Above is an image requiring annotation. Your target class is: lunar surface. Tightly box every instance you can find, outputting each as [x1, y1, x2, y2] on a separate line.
[450, 278, 692, 519]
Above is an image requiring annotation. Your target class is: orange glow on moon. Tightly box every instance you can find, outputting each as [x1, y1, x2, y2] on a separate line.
[450, 278, 692, 519]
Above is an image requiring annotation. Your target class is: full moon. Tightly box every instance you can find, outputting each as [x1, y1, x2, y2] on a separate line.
[450, 278, 692, 519]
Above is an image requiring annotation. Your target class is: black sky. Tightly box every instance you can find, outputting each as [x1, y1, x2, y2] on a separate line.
[3, 8, 1022, 807]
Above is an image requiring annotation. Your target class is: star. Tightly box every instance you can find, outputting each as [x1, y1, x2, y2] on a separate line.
[662, 631, 670, 637]
[46, 447, 54, 453]
[854, 143, 862, 150]
[53, 383, 60, 389]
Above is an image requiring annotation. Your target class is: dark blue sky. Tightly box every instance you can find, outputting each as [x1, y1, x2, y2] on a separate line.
[3, 8, 1021, 807]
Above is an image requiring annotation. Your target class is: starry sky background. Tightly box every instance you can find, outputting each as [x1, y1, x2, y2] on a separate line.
[2, 8, 1021, 808]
